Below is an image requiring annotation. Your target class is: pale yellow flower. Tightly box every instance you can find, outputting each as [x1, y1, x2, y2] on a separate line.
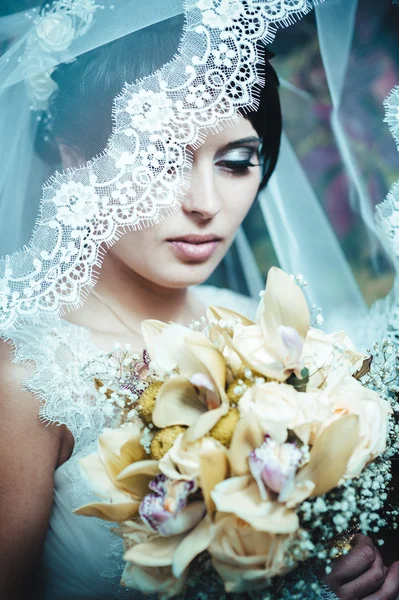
[142, 321, 229, 441]
[208, 268, 366, 392]
[74, 422, 159, 522]
[238, 381, 309, 443]
[237, 379, 352, 448]
[207, 305, 254, 373]
[158, 432, 230, 517]
[159, 433, 227, 482]
[120, 516, 215, 599]
[302, 328, 365, 389]
[225, 412, 360, 513]
[211, 474, 299, 534]
[290, 414, 361, 503]
[318, 376, 392, 479]
[209, 514, 296, 593]
[209, 267, 310, 382]
[120, 520, 188, 599]
[287, 387, 335, 446]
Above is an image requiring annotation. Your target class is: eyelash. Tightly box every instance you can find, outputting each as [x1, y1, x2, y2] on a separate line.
[216, 159, 259, 175]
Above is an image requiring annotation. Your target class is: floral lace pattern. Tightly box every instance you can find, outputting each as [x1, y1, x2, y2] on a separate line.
[5, 320, 106, 455]
[0, 0, 322, 333]
[3, 285, 256, 452]
[383, 83, 399, 150]
[371, 79, 399, 345]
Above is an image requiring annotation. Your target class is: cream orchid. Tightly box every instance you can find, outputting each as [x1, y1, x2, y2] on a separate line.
[120, 516, 215, 599]
[74, 422, 158, 522]
[76, 427, 213, 543]
[142, 321, 229, 441]
[209, 267, 310, 382]
[249, 436, 303, 501]
[115, 432, 227, 539]
[220, 412, 360, 516]
[138, 473, 205, 537]
[119, 521, 188, 599]
[211, 474, 300, 534]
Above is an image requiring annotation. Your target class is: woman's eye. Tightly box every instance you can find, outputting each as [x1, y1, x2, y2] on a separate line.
[215, 148, 260, 175]
[217, 160, 258, 174]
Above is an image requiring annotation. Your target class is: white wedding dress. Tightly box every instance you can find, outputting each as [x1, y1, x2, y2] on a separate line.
[4, 286, 337, 600]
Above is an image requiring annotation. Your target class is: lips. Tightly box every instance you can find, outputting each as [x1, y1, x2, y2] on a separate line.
[167, 234, 222, 261]
[168, 234, 221, 244]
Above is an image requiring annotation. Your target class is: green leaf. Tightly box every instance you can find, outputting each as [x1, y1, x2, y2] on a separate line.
[286, 370, 309, 393]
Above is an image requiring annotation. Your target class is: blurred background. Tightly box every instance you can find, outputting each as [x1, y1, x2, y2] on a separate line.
[210, 0, 399, 308]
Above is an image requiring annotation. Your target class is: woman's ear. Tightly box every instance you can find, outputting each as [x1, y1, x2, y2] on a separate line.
[58, 142, 85, 170]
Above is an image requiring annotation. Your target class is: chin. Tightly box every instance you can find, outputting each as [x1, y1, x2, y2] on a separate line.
[156, 260, 219, 289]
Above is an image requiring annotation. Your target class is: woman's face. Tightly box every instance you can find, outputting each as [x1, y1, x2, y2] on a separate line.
[109, 116, 262, 288]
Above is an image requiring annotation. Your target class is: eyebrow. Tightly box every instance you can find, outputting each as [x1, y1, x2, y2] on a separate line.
[222, 136, 261, 150]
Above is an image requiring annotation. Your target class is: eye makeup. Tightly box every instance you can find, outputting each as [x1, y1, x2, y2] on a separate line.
[215, 138, 261, 175]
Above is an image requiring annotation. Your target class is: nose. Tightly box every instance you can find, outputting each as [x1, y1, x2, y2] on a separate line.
[182, 160, 222, 221]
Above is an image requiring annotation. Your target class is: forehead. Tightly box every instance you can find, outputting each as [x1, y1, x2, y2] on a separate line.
[195, 116, 259, 151]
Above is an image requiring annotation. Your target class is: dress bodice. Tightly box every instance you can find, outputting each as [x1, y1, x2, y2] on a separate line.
[5, 286, 258, 600]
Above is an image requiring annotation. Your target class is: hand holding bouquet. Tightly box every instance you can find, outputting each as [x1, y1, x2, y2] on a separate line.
[76, 268, 398, 599]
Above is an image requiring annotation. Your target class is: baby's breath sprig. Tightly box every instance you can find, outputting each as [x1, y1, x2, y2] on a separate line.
[81, 344, 153, 425]
[188, 315, 208, 332]
[290, 274, 324, 328]
[362, 339, 399, 459]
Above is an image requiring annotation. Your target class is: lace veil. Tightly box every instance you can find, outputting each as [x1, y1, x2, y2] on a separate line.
[1, 0, 399, 345]
[0, 0, 327, 333]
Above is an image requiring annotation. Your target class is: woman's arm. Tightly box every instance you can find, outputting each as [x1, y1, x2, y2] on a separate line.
[0, 341, 65, 600]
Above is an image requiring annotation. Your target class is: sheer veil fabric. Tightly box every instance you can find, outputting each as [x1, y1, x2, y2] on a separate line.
[0, 0, 334, 333]
[1, 2, 399, 599]
[231, 0, 399, 344]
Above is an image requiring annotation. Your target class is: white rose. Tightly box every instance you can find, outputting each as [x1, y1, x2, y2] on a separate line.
[209, 514, 295, 593]
[159, 434, 225, 481]
[27, 70, 57, 108]
[303, 328, 365, 389]
[289, 388, 334, 445]
[37, 14, 75, 53]
[238, 382, 313, 443]
[322, 377, 391, 478]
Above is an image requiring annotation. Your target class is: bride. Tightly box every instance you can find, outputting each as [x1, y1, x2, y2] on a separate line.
[0, 1, 399, 599]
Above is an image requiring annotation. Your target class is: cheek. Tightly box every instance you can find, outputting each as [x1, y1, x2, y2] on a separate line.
[220, 175, 260, 227]
[109, 229, 160, 271]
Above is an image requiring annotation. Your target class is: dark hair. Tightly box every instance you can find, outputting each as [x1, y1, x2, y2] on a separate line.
[36, 14, 282, 190]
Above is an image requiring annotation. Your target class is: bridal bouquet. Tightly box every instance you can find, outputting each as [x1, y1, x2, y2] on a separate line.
[76, 268, 399, 599]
